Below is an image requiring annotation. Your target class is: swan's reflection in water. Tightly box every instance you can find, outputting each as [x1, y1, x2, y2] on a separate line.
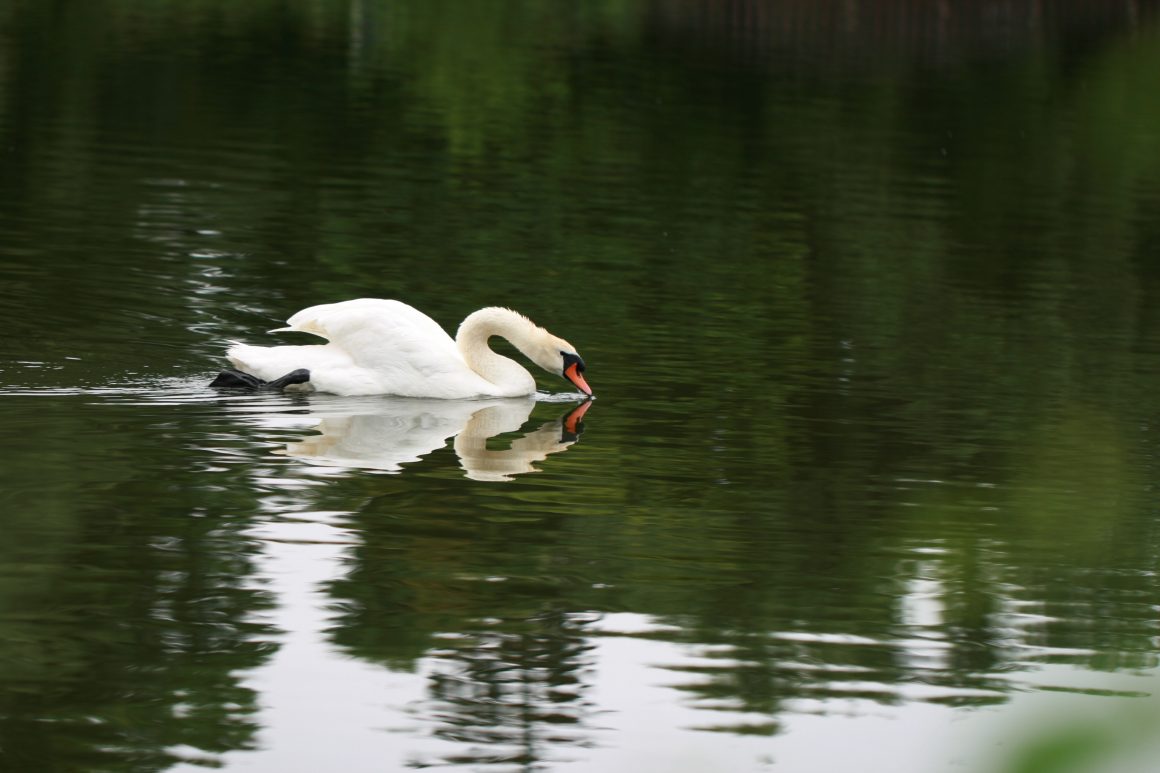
[276, 397, 592, 481]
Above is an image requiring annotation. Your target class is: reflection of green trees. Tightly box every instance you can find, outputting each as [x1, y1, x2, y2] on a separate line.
[4, 1, 1159, 346]
[418, 612, 593, 768]
[0, 400, 276, 771]
[326, 492, 599, 768]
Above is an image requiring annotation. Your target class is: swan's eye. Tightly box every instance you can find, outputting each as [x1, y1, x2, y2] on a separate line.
[561, 352, 586, 373]
[559, 351, 593, 396]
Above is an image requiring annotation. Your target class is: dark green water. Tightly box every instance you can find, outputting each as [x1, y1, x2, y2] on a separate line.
[3, 2, 1160, 771]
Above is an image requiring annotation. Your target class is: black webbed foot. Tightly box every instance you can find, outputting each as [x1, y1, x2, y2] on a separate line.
[267, 368, 311, 390]
[210, 369, 266, 390]
[210, 368, 310, 391]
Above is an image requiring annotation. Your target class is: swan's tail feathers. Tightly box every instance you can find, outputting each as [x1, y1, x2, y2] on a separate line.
[226, 342, 352, 383]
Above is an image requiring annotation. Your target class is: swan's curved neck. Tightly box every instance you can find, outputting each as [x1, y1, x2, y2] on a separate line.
[456, 307, 543, 396]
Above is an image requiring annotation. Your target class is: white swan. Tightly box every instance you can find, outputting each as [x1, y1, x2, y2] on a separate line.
[212, 298, 593, 398]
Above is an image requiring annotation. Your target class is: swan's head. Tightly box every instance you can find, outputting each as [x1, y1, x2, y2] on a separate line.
[530, 334, 593, 397]
[560, 350, 593, 397]
[460, 307, 594, 397]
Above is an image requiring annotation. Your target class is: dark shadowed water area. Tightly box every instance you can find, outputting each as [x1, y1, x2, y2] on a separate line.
[3, 2, 1160, 771]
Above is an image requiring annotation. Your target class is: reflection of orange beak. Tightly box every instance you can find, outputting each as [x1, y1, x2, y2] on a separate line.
[563, 398, 593, 435]
[564, 362, 593, 396]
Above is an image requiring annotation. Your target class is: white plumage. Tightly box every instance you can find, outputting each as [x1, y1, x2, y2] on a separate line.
[223, 298, 592, 399]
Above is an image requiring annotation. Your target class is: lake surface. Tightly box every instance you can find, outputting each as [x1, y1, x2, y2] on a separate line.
[3, 2, 1160, 771]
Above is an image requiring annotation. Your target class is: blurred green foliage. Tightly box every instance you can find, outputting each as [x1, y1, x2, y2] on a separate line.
[2, 0, 1160, 769]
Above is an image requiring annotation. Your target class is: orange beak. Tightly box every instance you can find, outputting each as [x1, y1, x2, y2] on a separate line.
[564, 362, 593, 396]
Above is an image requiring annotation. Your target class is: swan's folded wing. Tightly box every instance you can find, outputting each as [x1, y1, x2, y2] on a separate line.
[281, 299, 422, 338]
[280, 298, 468, 378]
